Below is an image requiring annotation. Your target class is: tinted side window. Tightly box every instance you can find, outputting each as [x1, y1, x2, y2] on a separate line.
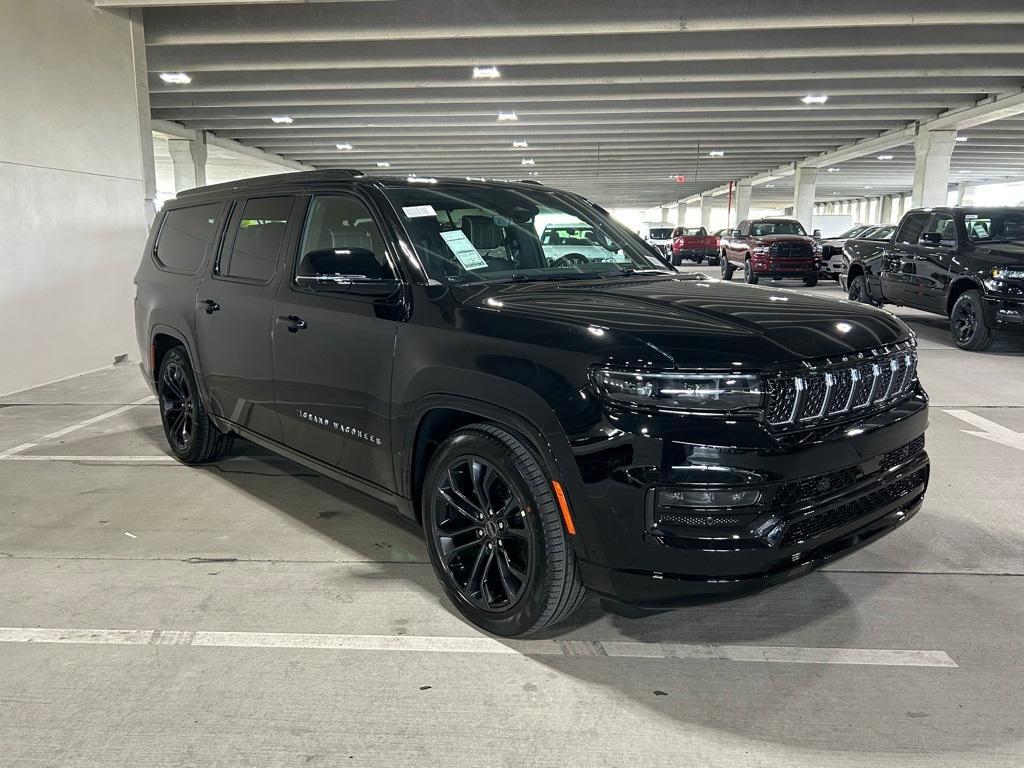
[154, 203, 222, 274]
[895, 213, 930, 244]
[924, 213, 957, 246]
[296, 195, 392, 281]
[220, 196, 295, 282]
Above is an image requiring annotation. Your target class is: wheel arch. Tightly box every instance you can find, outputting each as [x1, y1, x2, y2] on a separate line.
[946, 276, 985, 316]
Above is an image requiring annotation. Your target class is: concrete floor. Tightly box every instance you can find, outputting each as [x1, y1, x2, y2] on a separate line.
[1, 274, 1022, 767]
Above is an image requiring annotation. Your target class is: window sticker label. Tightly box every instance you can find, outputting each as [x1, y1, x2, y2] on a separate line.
[402, 205, 437, 219]
[440, 230, 489, 270]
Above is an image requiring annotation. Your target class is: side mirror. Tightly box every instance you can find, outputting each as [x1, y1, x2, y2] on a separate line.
[918, 232, 942, 246]
[296, 248, 400, 297]
[731, 229, 742, 238]
[812, 229, 822, 238]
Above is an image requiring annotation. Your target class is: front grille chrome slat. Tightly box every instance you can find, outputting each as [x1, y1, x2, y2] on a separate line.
[765, 342, 918, 431]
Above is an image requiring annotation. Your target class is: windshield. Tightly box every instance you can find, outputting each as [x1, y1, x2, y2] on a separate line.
[862, 225, 895, 240]
[383, 184, 671, 283]
[750, 220, 807, 236]
[835, 225, 868, 240]
[680, 228, 707, 237]
[964, 211, 1024, 243]
[648, 228, 673, 239]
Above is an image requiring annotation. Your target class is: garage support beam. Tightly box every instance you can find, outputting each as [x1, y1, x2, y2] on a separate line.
[676, 201, 688, 227]
[700, 194, 714, 230]
[168, 133, 208, 191]
[734, 180, 751, 224]
[880, 195, 894, 225]
[912, 128, 957, 208]
[793, 165, 818, 228]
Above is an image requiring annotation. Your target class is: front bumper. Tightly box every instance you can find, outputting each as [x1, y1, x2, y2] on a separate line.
[569, 392, 929, 607]
[983, 295, 1024, 334]
[750, 255, 819, 278]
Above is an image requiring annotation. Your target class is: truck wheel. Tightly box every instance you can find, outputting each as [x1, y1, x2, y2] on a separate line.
[157, 346, 234, 464]
[803, 277, 819, 287]
[950, 290, 994, 351]
[848, 274, 871, 303]
[743, 259, 759, 284]
[421, 423, 586, 637]
[720, 253, 734, 280]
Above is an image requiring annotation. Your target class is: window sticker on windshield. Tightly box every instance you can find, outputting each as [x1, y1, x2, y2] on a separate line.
[402, 205, 437, 218]
[440, 230, 490, 270]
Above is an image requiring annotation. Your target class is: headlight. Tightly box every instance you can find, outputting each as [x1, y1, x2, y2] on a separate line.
[590, 369, 762, 412]
[991, 266, 1024, 280]
[752, 245, 770, 255]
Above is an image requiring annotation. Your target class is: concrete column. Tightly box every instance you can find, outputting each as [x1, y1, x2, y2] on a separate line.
[957, 183, 977, 206]
[880, 195, 894, 225]
[735, 179, 752, 224]
[912, 128, 957, 208]
[792, 164, 818, 228]
[700, 194, 714, 230]
[168, 133, 208, 191]
[676, 201, 687, 226]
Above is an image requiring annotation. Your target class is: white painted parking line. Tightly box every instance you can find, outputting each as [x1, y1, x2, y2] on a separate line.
[0, 396, 156, 458]
[943, 409, 1024, 452]
[0, 454, 178, 463]
[0, 627, 957, 668]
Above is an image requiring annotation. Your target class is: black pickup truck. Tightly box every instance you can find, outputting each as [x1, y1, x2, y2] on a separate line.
[842, 206, 1024, 351]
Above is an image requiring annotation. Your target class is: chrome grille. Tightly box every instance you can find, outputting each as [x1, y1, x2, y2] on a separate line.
[765, 343, 918, 429]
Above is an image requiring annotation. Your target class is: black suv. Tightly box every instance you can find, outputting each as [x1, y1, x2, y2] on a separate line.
[134, 171, 930, 636]
[843, 207, 1024, 350]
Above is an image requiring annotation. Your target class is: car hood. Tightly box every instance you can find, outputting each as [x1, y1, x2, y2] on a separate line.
[452, 275, 911, 369]
[752, 234, 815, 244]
[975, 242, 1024, 262]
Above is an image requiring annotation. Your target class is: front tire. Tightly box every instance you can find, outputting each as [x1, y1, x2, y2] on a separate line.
[422, 424, 586, 636]
[720, 253, 734, 280]
[848, 274, 870, 303]
[743, 259, 759, 284]
[803, 277, 819, 287]
[950, 290, 994, 351]
[157, 347, 234, 464]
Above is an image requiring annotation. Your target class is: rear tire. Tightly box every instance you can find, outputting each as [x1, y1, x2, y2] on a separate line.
[720, 253, 734, 280]
[743, 259, 759, 284]
[157, 346, 234, 464]
[950, 290, 994, 351]
[848, 274, 870, 303]
[421, 423, 586, 636]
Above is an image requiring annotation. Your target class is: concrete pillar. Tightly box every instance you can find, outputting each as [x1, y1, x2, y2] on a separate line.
[957, 183, 977, 206]
[168, 133, 208, 191]
[793, 164, 818, 228]
[676, 201, 687, 226]
[912, 128, 957, 208]
[880, 195, 894, 225]
[700, 194, 714, 230]
[735, 180, 752, 224]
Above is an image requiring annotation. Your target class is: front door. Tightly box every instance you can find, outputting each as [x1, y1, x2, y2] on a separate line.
[904, 212, 956, 312]
[193, 195, 298, 441]
[881, 210, 930, 306]
[272, 193, 404, 491]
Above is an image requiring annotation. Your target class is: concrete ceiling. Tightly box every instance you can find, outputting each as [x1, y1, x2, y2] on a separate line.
[102, 0, 1024, 207]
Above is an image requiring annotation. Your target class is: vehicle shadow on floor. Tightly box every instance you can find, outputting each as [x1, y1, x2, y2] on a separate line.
[895, 310, 1024, 355]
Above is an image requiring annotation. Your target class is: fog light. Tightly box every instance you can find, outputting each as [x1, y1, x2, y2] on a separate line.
[657, 488, 761, 508]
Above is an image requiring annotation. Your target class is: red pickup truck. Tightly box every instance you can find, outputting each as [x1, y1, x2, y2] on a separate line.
[719, 218, 821, 286]
[670, 227, 719, 265]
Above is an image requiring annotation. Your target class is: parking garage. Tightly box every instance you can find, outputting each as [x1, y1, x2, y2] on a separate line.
[2, 2, 1023, 766]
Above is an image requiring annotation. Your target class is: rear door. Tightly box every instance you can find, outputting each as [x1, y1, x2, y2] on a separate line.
[880, 211, 930, 305]
[272, 192, 404, 491]
[194, 195, 298, 441]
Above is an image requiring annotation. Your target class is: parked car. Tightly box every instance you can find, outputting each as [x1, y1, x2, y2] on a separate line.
[843, 206, 1024, 350]
[836, 225, 895, 286]
[719, 218, 821, 286]
[540, 223, 621, 263]
[638, 222, 675, 256]
[134, 170, 929, 636]
[818, 225, 874, 280]
[670, 226, 719, 265]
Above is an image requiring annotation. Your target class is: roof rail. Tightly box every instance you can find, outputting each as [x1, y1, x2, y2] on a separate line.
[175, 168, 366, 198]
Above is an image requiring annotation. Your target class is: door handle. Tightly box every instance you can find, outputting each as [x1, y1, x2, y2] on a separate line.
[201, 299, 220, 314]
[278, 315, 307, 333]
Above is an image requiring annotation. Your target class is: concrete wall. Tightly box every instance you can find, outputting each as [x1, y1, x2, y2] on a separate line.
[0, 0, 149, 395]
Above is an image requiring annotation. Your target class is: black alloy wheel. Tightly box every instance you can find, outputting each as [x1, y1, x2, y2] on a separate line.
[848, 274, 869, 303]
[157, 347, 234, 464]
[422, 424, 586, 636]
[430, 457, 534, 612]
[950, 289, 993, 351]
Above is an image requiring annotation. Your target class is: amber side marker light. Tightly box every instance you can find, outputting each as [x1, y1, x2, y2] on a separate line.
[551, 480, 576, 535]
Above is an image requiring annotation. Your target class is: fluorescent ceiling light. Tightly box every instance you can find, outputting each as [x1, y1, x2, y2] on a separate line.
[521, 158, 536, 166]
[159, 72, 191, 84]
[376, 161, 391, 168]
[270, 116, 293, 124]
[864, 185, 873, 189]
[877, 154, 894, 161]
[497, 111, 518, 121]
[709, 150, 725, 157]
[956, 136, 969, 142]
[335, 143, 353, 151]
[766, 184, 776, 188]
[801, 94, 828, 105]
[512, 140, 529, 148]
[827, 167, 840, 173]
[473, 66, 501, 79]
